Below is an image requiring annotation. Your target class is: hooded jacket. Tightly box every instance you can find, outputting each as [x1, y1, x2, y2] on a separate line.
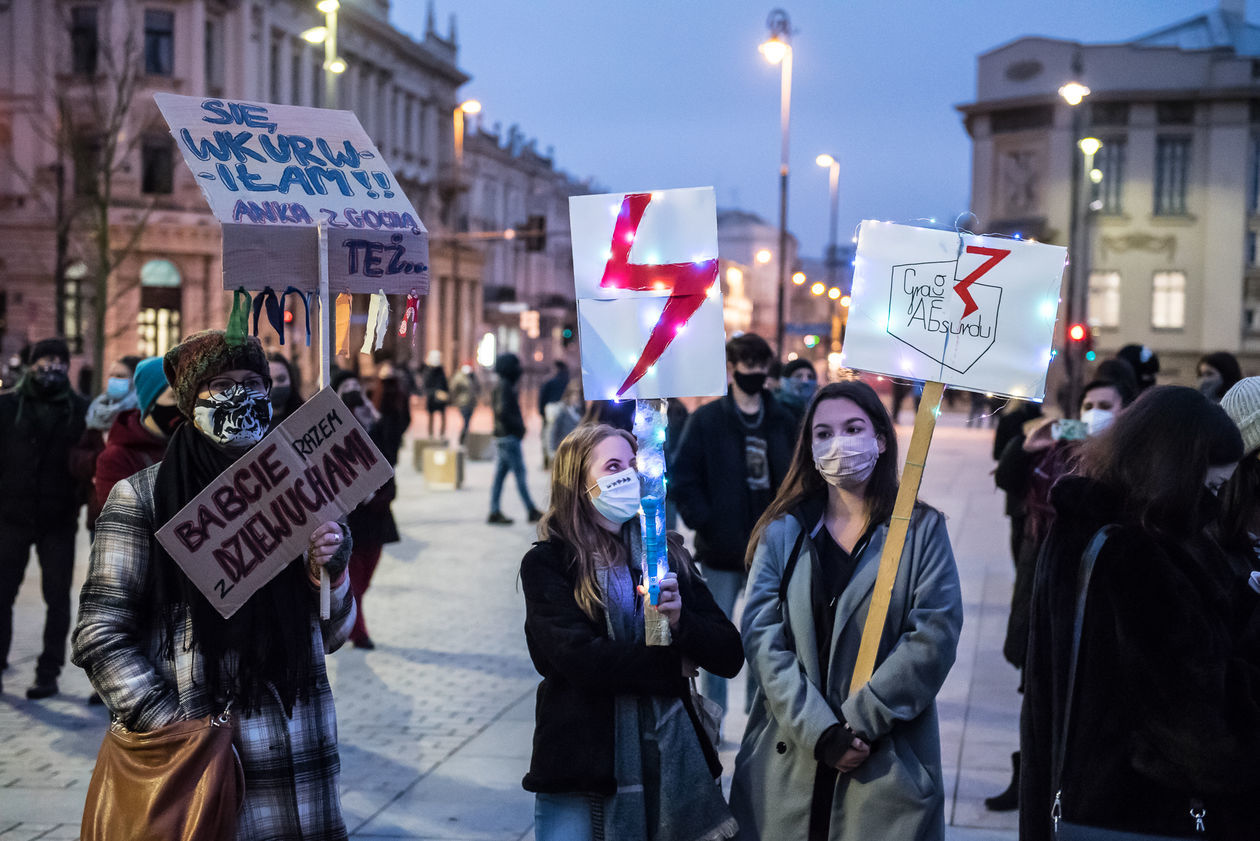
[492, 354, 525, 439]
[92, 409, 169, 523]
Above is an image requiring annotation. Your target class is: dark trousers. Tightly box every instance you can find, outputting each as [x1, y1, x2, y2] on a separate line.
[458, 406, 474, 445]
[0, 518, 77, 680]
[490, 435, 536, 515]
[348, 542, 383, 644]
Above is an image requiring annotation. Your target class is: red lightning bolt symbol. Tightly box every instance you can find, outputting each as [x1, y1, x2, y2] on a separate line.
[599, 192, 718, 396]
[954, 246, 1010, 319]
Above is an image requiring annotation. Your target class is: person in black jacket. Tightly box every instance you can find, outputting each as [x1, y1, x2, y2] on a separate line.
[489, 353, 541, 525]
[1021, 386, 1260, 841]
[0, 338, 89, 699]
[521, 423, 742, 841]
[671, 333, 795, 718]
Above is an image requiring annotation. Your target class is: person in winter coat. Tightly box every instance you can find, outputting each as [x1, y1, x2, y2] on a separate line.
[545, 379, 585, 462]
[671, 333, 796, 718]
[267, 352, 303, 425]
[0, 338, 90, 699]
[1217, 376, 1260, 580]
[72, 330, 355, 840]
[69, 355, 143, 538]
[421, 349, 450, 438]
[1197, 351, 1243, 403]
[450, 363, 482, 445]
[538, 360, 570, 467]
[1021, 386, 1260, 841]
[730, 380, 963, 841]
[520, 422, 742, 841]
[488, 352, 542, 525]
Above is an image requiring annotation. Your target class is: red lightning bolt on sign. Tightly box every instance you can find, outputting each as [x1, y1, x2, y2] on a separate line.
[599, 192, 719, 396]
[954, 245, 1010, 320]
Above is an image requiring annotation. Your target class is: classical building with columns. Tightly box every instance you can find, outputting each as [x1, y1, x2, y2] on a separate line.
[959, 0, 1260, 386]
[0, 0, 556, 387]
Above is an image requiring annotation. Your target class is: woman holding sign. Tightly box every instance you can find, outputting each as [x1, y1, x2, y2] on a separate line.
[729, 381, 963, 841]
[73, 331, 355, 841]
[520, 423, 742, 841]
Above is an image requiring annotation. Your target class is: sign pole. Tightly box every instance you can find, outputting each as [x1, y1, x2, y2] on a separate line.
[317, 221, 332, 620]
[848, 379, 945, 693]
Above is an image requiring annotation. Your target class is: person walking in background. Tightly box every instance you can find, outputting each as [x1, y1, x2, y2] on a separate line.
[538, 360, 570, 468]
[267, 352, 303, 425]
[1115, 343, 1159, 392]
[776, 358, 818, 428]
[1197, 351, 1242, 403]
[520, 423, 741, 841]
[1020, 386, 1260, 840]
[0, 338, 89, 699]
[70, 354, 143, 539]
[730, 381, 963, 841]
[672, 333, 795, 719]
[489, 352, 542, 525]
[545, 379, 584, 464]
[72, 330, 355, 839]
[421, 349, 450, 439]
[450, 362, 482, 445]
[663, 397, 690, 531]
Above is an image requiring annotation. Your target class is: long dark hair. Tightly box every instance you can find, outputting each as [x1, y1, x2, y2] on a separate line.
[1216, 456, 1260, 552]
[1075, 385, 1242, 536]
[745, 380, 900, 569]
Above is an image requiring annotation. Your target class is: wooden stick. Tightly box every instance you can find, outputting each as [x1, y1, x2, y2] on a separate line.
[317, 222, 332, 621]
[849, 380, 945, 695]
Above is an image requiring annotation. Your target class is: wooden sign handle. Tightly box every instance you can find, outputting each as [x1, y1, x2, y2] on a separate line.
[848, 380, 945, 695]
[317, 222, 332, 621]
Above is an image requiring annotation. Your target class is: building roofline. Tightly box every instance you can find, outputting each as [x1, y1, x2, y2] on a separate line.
[957, 84, 1260, 117]
[342, 4, 470, 86]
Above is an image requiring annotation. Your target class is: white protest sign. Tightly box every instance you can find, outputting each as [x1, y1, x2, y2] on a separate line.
[154, 93, 428, 295]
[569, 187, 726, 400]
[843, 221, 1067, 400]
[156, 388, 393, 618]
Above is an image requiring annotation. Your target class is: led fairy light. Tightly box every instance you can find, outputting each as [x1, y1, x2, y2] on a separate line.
[633, 398, 671, 646]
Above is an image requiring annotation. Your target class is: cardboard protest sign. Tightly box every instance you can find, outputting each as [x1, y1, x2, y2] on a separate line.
[569, 187, 726, 400]
[154, 93, 428, 295]
[156, 388, 393, 619]
[843, 221, 1067, 401]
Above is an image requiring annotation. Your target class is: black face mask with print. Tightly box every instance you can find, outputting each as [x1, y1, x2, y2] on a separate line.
[148, 403, 185, 437]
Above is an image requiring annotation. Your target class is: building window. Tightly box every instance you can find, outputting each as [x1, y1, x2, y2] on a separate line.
[1088, 271, 1121, 329]
[141, 137, 174, 194]
[70, 6, 99, 75]
[1156, 101, 1195, 125]
[1248, 230, 1258, 267]
[312, 58, 322, 108]
[137, 307, 181, 356]
[269, 35, 282, 102]
[290, 51, 302, 105]
[204, 17, 224, 90]
[63, 275, 85, 354]
[1151, 271, 1186, 329]
[1250, 136, 1260, 214]
[73, 134, 102, 196]
[1091, 102, 1129, 127]
[989, 105, 1053, 134]
[144, 9, 175, 76]
[1092, 138, 1125, 214]
[1154, 136, 1190, 215]
[138, 259, 182, 356]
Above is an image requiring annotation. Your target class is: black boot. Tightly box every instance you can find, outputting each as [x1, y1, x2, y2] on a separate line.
[985, 751, 1020, 811]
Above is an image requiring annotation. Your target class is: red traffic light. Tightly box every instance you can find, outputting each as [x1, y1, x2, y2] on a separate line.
[1068, 323, 1087, 342]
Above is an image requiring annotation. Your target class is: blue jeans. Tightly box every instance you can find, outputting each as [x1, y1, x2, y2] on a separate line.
[699, 566, 753, 715]
[490, 435, 536, 515]
[535, 793, 595, 841]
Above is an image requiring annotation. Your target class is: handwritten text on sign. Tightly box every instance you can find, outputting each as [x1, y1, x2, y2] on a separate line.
[154, 93, 429, 294]
[156, 388, 393, 618]
[843, 221, 1067, 401]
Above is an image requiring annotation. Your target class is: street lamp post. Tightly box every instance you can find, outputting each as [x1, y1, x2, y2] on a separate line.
[1060, 76, 1093, 415]
[816, 153, 842, 353]
[449, 99, 481, 366]
[760, 9, 792, 357]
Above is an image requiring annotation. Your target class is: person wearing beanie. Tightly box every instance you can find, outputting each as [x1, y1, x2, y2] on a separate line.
[776, 357, 818, 427]
[72, 330, 357, 839]
[1021, 386, 1260, 840]
[0, 337, 89, 699]
[1115, 343, 1160, 392]
[1214, 378, 1260, 582]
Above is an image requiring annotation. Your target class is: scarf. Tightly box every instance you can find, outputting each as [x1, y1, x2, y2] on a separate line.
[86, 390, 139, 431]
[151, 422, 314, 716]
[593, 525, 738, 841]
[14, 371, 74, 426]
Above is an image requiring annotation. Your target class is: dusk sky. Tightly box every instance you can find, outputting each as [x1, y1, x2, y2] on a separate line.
[392, 0, 1218, 259]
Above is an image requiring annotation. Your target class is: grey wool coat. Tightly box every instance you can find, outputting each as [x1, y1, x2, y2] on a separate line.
[730, 504, 963, 841]
[72, 465, 357, 841]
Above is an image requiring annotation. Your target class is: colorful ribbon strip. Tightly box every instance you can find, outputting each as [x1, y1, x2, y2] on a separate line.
[336, 293, 352, 357]
[226, 288, 252, 347]
[361, 291, 390, 354]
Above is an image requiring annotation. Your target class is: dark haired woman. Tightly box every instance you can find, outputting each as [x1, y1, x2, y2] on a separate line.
[520, 423, 741, 841]
[1197, 351, 1242, 403]
[266, 351, 303, 426]
[729, 380, 963, 841]
[1021, 386, 1260, 841]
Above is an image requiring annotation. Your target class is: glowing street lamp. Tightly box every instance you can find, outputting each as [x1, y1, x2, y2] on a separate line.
[792, 271, 806, 285]
[810, 282, 825, 296]
[760, 8, 793, 356]
[1058, 82, 1091, 106]
[755, 248, 772, 264]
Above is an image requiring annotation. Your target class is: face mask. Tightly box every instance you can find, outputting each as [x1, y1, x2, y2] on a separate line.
[786, 378, 818, 403]
[589, 468, 642, 524]
[733, 371, 767, 396]
[813, 435, 881, 489]
[1079, 408, 1114, 437]
[270, 385, 292, 409]
[1198, 374, 1223, 398]
[105, 377, 131, 400]
[192, 385, 272, 448]
[31, 368, 69, 392]
[148, 403, 184, 437]
[341, 390, 365, 410]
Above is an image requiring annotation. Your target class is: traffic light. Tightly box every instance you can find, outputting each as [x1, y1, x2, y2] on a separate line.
[1067, 323, 1095, 360]
[561, 323, 576, 347]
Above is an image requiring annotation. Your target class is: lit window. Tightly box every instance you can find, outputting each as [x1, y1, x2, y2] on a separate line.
[1088, 271, 1121, 329]
[1151, 271, 1186, 329]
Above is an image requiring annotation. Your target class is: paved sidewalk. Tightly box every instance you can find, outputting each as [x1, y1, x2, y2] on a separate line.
[0, 409, 1022, 840]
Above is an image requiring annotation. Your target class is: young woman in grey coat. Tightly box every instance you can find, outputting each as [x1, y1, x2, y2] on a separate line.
[729, 380, 963, 841]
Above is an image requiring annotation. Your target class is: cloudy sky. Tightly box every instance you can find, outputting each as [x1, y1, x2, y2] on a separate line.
[392, 0, 1219, 257]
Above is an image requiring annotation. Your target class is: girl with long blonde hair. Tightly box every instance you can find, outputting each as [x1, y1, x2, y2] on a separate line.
[520, 423, 742, 841]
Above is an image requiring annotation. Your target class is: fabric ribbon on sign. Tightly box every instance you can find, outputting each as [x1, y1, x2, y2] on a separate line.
[336, 293, 352, 357]
[398, 292, 419, 338]
[226, 289, 252, 347]
[251, 287, 283, 342]
[361, 291, 390, 354]
[280, 286, 312, 347]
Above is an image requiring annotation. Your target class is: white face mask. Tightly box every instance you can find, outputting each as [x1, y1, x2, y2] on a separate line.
[1079, 408, 1114, 437]
[588, 467, 641, 524]
[812, 435, 880, 489]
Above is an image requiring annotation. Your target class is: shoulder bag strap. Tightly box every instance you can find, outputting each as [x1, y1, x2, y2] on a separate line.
[777, 527, 808, 605]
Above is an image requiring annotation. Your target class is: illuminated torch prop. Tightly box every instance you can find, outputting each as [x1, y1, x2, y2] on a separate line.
[634, 399, 671, 646]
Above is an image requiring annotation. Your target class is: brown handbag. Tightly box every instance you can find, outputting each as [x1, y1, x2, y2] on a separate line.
[81, 705, 245, 841]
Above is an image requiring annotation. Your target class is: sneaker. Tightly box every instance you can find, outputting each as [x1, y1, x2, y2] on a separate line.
[26, 677, 58, 700]
[527, 508, 543, 523]
[487, 511, 514, 525]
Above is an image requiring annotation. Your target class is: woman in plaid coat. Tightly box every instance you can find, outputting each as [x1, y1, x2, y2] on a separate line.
[72, 331, 357, 840]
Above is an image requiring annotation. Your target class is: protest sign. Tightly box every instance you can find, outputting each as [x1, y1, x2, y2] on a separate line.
[843, 221, 1067, 401]
[156, 388, 393, 619]
[568, 187, 726, 400]
[154, 93, 428, 295]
